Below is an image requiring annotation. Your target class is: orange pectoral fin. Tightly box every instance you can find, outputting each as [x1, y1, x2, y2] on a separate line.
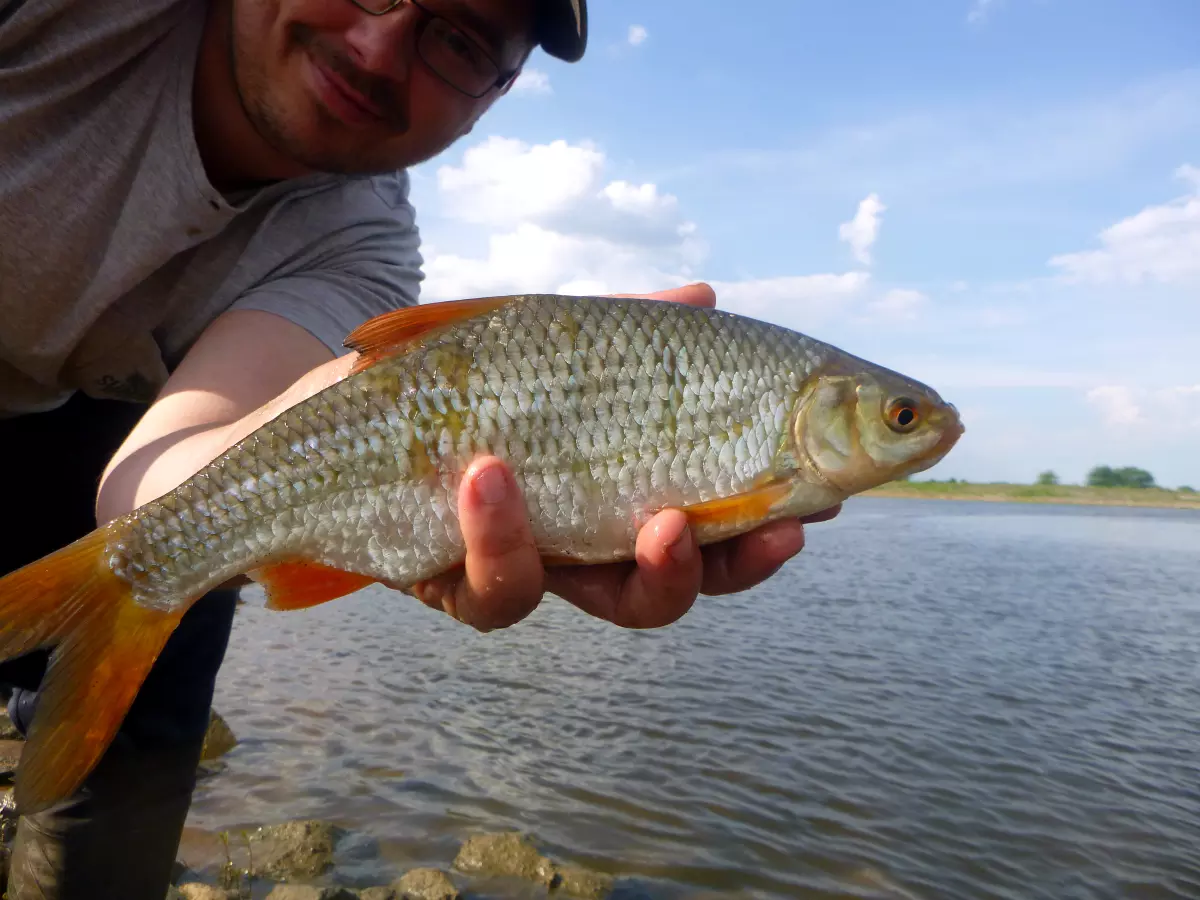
[248, 560, 378, 611]
[678, 479, 794, 533]
[344, 296, 513, 375]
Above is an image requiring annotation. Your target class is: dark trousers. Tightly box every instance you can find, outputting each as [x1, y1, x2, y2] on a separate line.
[0, 392, 239, 898]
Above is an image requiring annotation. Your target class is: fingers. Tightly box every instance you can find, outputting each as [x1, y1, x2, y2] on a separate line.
[609, 282, 717, 309]
[801, 502, 843, 524]
[403, 454, 841, 633]
[698, 519, 808, 596]
[411, 457, 545, 632]
[546, 509, 702, 629]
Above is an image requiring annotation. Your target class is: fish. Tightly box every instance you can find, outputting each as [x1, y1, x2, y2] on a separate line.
[0, 293, 963, 812]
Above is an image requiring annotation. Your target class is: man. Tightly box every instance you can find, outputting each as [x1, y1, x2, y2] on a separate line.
[0, 0, 836, 895]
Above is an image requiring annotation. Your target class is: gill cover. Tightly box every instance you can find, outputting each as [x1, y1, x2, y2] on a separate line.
[795, 371, 962, 493]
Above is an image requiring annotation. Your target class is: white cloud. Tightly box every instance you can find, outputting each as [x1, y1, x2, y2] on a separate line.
[1086, 385, 1143, 427]
[866, 288, 929, 321]
[709, 273, 871, 324]
[511, 67, 551, 95]
[628, 25, 648, 46]
[422, 223, 692, 301]
[1086, 384, 1200, 431]
[967, 0, 1001, 25]
[419, 135, 898, 329]
[602, 181, 677, 218]
[839, 193, 886, 265]
[1046, 164, 1200, 284]
[435, 136, 604, 226]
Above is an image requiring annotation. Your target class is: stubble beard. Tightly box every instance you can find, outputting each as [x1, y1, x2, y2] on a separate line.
[223, 6, 411, 176]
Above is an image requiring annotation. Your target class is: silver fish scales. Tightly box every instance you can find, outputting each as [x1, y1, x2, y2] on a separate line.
[104, 296, 818, 609]
[104, 293, 960, 612]
[0, 293, 963, 813]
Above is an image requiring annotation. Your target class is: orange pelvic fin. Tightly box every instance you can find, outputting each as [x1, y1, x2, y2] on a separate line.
[248, 560, 377, 611]
[678, 479, 794, 533]
[0, 528, 187, 814]
[344, 296, 512, 375]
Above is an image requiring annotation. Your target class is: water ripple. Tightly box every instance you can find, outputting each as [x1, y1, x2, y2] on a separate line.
[189, 499, 1200, 898]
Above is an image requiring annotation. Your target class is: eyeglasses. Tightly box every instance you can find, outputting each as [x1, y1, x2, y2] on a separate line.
[345, 0, 519, 98]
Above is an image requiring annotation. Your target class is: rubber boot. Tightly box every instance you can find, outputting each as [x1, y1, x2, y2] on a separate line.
[3, 588, 240, 900]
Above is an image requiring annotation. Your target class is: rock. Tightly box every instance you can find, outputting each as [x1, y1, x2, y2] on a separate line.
[393, 867, 460, 900]
[263, 886, 358, 900]
[358, 889, 398, 900]
[177, 885, 233, 900]
[452, 832, 557, 886]
[248, 819, 342, 881]
[554, 864, 615, 900]
[0, 740, 22, 780]
[199, 710, 238, 762]
[0, 709, 21, 741]
[0, 789, 18, 843]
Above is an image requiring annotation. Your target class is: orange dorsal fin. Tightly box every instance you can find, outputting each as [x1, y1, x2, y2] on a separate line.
[344, 297, 513, 374]
[679, 479, 794, 533]
[248, 560, 377, 611]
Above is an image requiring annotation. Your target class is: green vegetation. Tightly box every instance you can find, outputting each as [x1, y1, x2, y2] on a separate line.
[868, 465, 1200, 509]
[1086, 465, 1156, 489]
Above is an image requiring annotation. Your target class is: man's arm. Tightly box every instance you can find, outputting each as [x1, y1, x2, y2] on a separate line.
[96, 285, 831, 632]
[96, 308, 346, 523]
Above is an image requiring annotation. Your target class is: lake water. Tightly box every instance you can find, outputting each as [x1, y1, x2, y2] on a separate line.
[187, 498, 1200, 899]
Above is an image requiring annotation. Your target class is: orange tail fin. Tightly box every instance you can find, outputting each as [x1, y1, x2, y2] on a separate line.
[0, 527, 186, 814]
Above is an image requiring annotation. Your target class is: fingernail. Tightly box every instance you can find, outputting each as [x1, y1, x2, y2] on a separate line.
[473, 465, 509, 505]
[666, 522, 693, 564]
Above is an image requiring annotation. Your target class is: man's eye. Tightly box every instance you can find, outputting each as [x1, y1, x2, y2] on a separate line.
[443, 31, 478, 61]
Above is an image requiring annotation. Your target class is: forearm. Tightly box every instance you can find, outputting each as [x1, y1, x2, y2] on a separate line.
[95, 311, 355, 524]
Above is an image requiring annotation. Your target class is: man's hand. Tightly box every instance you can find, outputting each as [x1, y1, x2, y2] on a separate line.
[408, 283, 842, 632]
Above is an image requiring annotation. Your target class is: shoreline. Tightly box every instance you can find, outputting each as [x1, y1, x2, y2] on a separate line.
[864, 483, 1200, 511]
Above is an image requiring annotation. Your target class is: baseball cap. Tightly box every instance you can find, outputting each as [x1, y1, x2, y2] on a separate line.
[537, 0, 587, 62]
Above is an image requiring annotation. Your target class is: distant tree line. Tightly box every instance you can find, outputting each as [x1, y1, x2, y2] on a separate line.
[1035, 466, 1195, 492]
[1086, 465, 1156, 489]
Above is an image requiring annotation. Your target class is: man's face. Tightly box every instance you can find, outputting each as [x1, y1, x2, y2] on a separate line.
[227, 0, 536, 175]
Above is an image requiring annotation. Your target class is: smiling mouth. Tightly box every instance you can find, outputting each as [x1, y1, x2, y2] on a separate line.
[305, 52, 392, 127]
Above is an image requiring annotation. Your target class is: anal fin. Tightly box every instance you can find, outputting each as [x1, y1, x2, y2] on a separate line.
[248, 560, 377, 611]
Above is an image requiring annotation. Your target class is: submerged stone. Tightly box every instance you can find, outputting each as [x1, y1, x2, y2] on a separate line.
[248, 819, 343, 881]
[554, 864, 615, 900]
[177, 885, 233, 900]
[453, 831, 557, 886]
[263, 886, 358, 900]
[199, 710, 238, 762]
[393, 867, 461, 900]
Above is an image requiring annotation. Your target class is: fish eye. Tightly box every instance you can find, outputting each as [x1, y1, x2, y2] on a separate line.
[886, 397, 921, 433]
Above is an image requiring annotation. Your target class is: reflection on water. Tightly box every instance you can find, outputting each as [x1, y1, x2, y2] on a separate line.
[190, 498, 1200, 899]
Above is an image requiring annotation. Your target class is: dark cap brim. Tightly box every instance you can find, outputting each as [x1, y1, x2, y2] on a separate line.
[537, 0, 587, 62]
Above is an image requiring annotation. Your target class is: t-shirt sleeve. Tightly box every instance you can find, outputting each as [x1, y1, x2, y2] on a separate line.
[228, 174, 425, 355]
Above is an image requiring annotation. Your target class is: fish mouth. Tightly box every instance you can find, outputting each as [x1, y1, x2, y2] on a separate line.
[934, 403, 966, 454]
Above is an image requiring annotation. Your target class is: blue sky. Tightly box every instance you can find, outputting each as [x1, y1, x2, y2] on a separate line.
[408, 0, 1200, 488]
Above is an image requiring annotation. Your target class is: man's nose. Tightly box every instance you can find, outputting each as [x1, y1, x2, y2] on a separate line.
[342, 3, 419, 80]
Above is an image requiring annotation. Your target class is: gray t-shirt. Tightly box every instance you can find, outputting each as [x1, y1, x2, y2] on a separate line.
[0, 0, 424, 416]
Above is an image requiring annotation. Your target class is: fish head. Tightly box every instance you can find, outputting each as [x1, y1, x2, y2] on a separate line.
[791, 365, 964, 494]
